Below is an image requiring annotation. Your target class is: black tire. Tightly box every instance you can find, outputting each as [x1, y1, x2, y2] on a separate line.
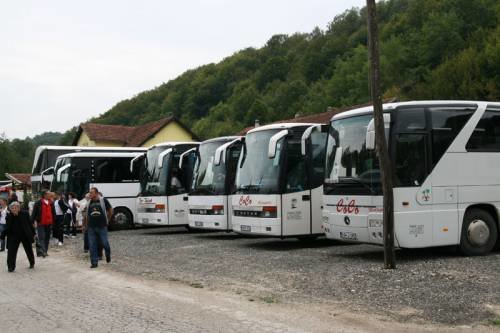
[297, 235, 318, 242]
[110, 208, 133, 231]
[460, 209, 498, 256]
[185, 225, 194, 232]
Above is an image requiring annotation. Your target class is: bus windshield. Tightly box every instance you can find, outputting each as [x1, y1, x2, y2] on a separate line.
[51, 157, 92, 199]
[235, 130, 282, 195]
[192, 141, 228, 195]
[325, 115, 381, 195]
[140, 146, 169, 196]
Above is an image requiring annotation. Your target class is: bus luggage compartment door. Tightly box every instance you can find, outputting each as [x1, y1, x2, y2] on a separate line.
[282, 190, 311, 236]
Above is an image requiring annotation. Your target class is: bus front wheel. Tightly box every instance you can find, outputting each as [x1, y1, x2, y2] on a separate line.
[110, 208, 133, 231]
[460, 209, 498, 256]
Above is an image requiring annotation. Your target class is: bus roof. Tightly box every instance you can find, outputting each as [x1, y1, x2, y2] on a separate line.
[32, 145, 147, 173]
[148, 142, 200, 149]
[246, 123, 319, 135]
[201, 136, 241, 144]
[331, 100, 500, 121]
[56, 152, 144, 159]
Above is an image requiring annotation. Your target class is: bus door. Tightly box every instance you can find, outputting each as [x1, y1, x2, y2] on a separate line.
[168, 149, 197, 225]
[282, 135, 311, 236]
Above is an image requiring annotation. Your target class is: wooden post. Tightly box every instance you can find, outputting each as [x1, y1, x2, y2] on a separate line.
[366, 0, 396, 269]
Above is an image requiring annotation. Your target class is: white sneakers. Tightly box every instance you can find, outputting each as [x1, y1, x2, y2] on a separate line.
[57, 241, 63, 246]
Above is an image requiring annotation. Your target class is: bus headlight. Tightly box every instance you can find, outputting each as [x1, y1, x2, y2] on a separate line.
[369, 219, 383, 228]
[212, 205, 224, 215]
[261, 206, 277, 218]
[155, 204, 166, 213]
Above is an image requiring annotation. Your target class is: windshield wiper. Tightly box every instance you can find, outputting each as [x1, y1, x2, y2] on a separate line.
[190, 188, 215, 195]
[341, 177, 376, 195]
[235, 184, 261, 193]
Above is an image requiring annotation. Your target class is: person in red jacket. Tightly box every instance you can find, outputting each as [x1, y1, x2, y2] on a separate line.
[31, 191, 56, 257]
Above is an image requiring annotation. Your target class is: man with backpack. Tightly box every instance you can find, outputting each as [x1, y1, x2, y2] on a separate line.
[87, 187, 113, 268]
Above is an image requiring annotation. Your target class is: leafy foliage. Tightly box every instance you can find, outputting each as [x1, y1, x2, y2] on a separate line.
[0, 132, 66, 177]
[3, 0, 500, 175]
[93, 0, 500, 140]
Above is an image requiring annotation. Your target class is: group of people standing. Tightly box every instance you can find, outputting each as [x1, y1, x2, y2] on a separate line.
[32, 191, 78, 255]
[0, 187, 113, 272]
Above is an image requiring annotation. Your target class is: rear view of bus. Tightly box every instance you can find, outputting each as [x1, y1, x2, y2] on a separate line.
[31, 146, 147, 199]
[188, 136, 243, 231]
[322, 101, 500, 255]
[51, 152, 143, 229]
[232, 123, 327, 238]
[135, 142, 198, 227]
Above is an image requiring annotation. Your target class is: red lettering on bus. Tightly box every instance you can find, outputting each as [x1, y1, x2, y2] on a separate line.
[336, 199, 359, 215]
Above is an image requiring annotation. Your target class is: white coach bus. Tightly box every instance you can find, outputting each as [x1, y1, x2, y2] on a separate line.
[31, 146, 146, 197]
[50, 152, 144, 230]
[134, 142, 199, 227]
[188, 136, 243, 231]
[231, 123, 327, 239]
[322, 101, 500, 255]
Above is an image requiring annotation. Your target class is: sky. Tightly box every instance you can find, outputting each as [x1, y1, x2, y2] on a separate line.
[0, 0, 366, 139]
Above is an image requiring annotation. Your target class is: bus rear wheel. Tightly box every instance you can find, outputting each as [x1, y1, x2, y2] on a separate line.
[110, 208, 133, 231]
[460, 209, 498, 256]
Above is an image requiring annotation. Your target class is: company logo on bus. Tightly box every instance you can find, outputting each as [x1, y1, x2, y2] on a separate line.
[139, 197, 153, 204]
[336, 199, 360, 215]
[239, 195, 252, 206]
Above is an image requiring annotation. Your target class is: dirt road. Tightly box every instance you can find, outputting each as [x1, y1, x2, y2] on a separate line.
[0, 248, 496, 333]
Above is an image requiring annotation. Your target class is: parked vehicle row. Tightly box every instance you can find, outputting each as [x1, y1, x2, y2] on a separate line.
[36, 100, 500, 255]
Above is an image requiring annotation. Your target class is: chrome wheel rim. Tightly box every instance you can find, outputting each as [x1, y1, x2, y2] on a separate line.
[114, 212, 128, 226]
[467, 219, 490, 247]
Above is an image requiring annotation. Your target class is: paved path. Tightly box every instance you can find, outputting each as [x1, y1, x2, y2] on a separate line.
[0, 249, 495, 333]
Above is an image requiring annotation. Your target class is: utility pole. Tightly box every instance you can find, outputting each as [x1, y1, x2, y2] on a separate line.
[366, 0, 396, 269]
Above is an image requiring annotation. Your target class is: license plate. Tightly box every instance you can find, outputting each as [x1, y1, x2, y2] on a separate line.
[241, 225, 251, 232]
[340, 231, 358, 241]
[195, 221, 203, 227]
[142, 218, 149, 223]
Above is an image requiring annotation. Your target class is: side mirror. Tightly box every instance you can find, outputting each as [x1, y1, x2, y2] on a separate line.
[56, 164, 71, 182]
[366, 119, 376, 150]
[301, 124, 327, 156]
[215, 137, 244, 166]
[330, 147, 343, 183]
[41, 166, 54, 176]
[365, 114, 391, 150]
[158, 148, 173, 169]
[129, 154, 144, 173]
[268, 130, 288, 159]
[41, 166, 55, 183]
[178, 147, 197, 169]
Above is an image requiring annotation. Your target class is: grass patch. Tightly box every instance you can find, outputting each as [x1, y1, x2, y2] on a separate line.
[261, 296, 278, 304]
[489, 318, 500, 326]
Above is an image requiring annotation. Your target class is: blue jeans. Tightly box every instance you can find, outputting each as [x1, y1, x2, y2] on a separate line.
[0, 224, 6, 251]
[87, 226, 110, 265]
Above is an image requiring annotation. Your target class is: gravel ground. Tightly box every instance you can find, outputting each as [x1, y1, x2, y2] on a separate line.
[67, 227, 500, 326]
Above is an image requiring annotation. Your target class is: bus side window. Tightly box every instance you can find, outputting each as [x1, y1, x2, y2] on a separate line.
[394, 134, 428, 187]
[169, 156, 185, 194]
[227, 145, 242, 192]
[309, 131, 327, 188]
[430, 107, 475, 165]
[284, 141, 307, 193]
[466, 109, 500, 152]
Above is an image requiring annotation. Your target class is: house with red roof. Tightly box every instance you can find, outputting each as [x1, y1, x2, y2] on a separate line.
[72, 117, 199, 147]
